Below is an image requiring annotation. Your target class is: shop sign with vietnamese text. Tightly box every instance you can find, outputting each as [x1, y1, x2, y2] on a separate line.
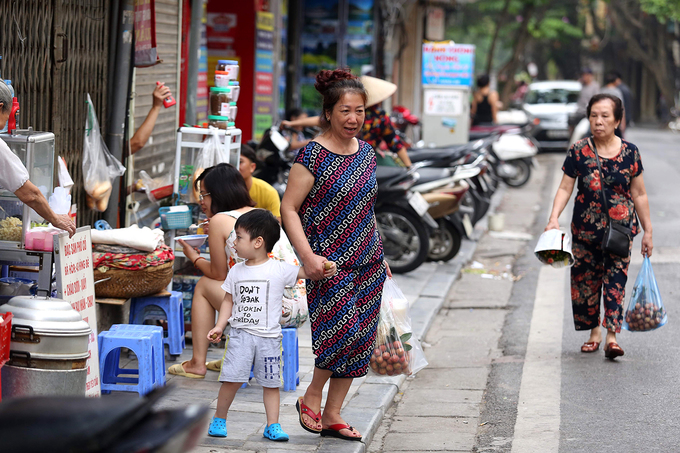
[422, 43, 475, 87]
[56, 227, 100, 397]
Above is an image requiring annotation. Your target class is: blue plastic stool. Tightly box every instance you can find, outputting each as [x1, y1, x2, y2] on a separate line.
[237, 327, 299, 391]
[129, 291, 185, 357]
[281, 327, 300, 392]
[98, 327, 165, 396]
[109, 324, 165, 386]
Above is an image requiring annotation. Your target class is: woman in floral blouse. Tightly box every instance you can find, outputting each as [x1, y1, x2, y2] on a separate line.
[545, 93, 653, 359]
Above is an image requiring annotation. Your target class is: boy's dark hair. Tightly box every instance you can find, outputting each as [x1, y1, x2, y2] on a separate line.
[234, 209, 280, 253]
[194, 163, 255, 216]
[240, 144, 258, 164]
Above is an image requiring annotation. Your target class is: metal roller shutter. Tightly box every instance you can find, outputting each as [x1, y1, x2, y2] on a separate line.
[127, 0, 181, 227]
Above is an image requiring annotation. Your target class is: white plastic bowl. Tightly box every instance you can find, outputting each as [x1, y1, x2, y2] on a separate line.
[176, 234, 208, 248]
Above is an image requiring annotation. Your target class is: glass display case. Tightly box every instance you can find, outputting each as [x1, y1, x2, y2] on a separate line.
[0, 130, 55, 248]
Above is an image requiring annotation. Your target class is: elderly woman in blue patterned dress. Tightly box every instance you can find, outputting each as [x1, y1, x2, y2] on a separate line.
[281, 69, 391, 441]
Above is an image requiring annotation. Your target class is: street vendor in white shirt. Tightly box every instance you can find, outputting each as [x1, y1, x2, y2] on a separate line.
[0, 81, 76, 237]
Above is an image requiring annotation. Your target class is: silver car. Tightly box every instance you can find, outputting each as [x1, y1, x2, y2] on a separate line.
[522, 80, 581, 151]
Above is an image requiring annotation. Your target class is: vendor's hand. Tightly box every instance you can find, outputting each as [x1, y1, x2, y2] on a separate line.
[385, 260, 393, 278]
[177, 238, 199, 260]
[52, 214, 76, 238]
[641, 231, 653, 257]
[545, 218, 560, 232]
[322, 261, 337, 278]
[303, 254, 329, 281]
[153, 83, 172, 108]
[207, 327, 223, 344]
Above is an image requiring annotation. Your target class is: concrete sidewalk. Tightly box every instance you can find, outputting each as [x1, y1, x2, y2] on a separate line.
[158, 251, 475, 453]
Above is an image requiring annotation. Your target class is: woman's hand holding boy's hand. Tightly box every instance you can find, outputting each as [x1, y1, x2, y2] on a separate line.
[323, 261, 337, 278]
[303, 254, 329, 280]
[207, 327, 223, 344]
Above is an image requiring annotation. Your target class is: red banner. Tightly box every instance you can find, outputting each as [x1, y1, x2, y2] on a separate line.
[134, 0, 161, 67]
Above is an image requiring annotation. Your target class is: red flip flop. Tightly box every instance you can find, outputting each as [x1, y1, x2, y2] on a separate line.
[296, 397, 322, 434]
[320, 424, 362, 441]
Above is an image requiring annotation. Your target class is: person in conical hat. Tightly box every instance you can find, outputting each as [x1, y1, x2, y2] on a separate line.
[281, 74, 412, 168]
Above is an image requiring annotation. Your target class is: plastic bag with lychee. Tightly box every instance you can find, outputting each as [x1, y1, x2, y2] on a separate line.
[369, 279, 428, 377]
[623, 256, 667, 332]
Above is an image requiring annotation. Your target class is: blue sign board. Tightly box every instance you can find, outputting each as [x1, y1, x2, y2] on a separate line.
[422, 43, 475, 87]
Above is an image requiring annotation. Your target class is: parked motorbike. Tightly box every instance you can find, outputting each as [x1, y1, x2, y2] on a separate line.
[470, 124, 538, 187]
[410, 167, 470, 262]
[375, 163, 438, 274]
[0, 385, 209, 453]
[569, 116, 590, 149]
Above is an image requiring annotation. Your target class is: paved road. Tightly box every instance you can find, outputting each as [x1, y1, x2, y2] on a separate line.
[480, 128, 680, 453]
[369, 128, 680, 453]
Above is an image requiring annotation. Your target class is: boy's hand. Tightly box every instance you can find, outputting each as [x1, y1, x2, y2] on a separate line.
[323, 261, 337, 278]
[207, 327, 223, 344]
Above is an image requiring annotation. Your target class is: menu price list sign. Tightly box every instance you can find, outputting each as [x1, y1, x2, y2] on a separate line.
[56, 227, 100, 397]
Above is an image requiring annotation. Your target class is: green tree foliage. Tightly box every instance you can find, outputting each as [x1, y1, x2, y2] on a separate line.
[639, 0, 680, 21]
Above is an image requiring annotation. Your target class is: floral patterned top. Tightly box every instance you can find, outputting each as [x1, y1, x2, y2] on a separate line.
[361, 106, 405, 153]
[562, 138, 643, 243]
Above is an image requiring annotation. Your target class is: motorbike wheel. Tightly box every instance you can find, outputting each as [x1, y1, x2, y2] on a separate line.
[375, 205, 429, 274]
[427, 218, 463, 262]
[502, 159, 532, 187]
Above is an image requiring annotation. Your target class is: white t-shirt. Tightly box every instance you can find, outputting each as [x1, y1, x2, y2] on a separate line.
[0, 137, 29, 193]
[221, 259, 300, 338]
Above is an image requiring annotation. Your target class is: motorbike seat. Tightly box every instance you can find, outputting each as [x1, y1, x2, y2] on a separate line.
[408, 145, 469, 164]
[414, 168, 452, 185]
[376, 165, 407, 185]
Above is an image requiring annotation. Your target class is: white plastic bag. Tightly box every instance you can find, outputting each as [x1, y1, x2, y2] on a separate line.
[534, 229, 574, 268]
[82, 94, 126, 211]
[138, 170, 173, 204]
[191, 128, 229, 202]
[57, 156, 74, 191]
[369, 278, 428, 377]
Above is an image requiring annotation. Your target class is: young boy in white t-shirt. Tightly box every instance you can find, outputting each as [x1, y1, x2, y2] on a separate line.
[206, 209, 336, 441]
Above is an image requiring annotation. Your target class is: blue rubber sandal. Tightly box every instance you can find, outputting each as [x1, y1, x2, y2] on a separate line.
[263, 423, 289, 442]
[208, 417, 227, 437]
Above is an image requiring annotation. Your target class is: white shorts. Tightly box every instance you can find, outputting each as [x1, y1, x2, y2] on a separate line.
[218, 327, 283, 388]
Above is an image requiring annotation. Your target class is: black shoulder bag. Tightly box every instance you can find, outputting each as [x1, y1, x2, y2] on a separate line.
[589, 138, 633, 257]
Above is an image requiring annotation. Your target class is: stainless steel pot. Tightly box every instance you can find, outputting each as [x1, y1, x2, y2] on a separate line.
[0, 294, 91, 361]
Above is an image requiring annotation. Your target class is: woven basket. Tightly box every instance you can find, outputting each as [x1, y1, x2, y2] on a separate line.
[94, 261, 174, 299]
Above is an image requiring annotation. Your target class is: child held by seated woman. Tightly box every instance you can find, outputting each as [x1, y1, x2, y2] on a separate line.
[206, 209, 336, 441]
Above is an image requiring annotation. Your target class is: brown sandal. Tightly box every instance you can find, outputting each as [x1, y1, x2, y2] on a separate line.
[581, 341, 600, 353]
[604, 342, 624, 359]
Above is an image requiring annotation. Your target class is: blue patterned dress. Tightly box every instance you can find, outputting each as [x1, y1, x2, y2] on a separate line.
[294, 139, 386, 378]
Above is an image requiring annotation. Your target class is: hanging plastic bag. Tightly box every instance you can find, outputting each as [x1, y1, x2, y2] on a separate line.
[191, 128, 229, 202]
[82, 94, 126, 212]
[623, 256, 667, 332]
[369, 279, 428, 377]
[138, 170, 174, 204]
[534, 229, 574, 268]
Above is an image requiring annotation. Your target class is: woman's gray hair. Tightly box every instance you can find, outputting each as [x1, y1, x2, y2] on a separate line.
[0, 80, 12, 114]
